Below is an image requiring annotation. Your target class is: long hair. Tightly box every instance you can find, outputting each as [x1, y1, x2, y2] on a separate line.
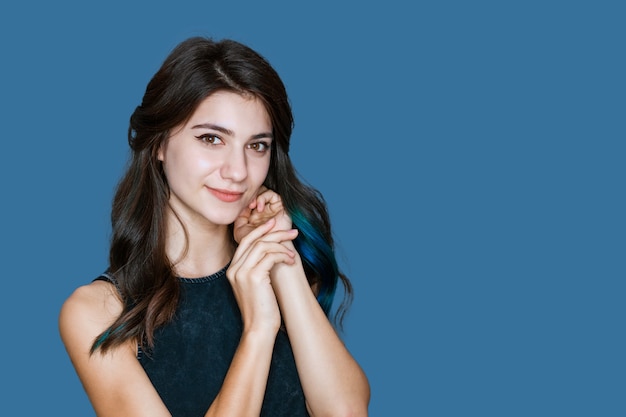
[93, 37, 353, 353]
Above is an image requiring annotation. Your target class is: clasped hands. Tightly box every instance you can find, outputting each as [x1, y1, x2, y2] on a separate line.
[228, 187, 299, 332]
[233, 186, 294, 244]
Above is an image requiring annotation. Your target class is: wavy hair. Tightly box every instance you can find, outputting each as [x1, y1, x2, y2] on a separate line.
[93, 37, 352, 353]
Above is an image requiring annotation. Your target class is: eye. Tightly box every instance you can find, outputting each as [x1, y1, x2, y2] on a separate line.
[247, 141, 271, 153]
[195, 134, 223, 145]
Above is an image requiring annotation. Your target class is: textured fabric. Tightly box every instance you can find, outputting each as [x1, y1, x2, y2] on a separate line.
[94, 265, 308, 417]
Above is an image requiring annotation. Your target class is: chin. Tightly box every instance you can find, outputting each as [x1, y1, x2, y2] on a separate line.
[205, 217, 235, 227]
[206, 212, 240, 227]
[200, 201, 247, 226]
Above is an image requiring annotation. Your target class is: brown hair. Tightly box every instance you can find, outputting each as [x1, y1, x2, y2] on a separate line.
[93, 37, 352, 353]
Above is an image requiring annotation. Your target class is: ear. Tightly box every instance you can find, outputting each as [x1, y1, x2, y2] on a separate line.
[157, 144, 164, 162]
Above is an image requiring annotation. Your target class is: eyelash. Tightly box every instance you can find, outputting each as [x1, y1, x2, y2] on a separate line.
[248, 141, 271, 153]
[195, 135, 271, 154]
[196, 134, 223, 145]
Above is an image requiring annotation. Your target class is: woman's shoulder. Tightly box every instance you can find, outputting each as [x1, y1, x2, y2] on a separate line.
[59, 279, 124, 348]
[61, 279, 123, 319]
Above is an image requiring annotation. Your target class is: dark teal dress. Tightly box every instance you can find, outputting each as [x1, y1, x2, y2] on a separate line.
[95, 264, 308, 417]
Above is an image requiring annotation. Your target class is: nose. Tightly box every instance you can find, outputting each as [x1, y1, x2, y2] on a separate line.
[221, 148, 248, 182]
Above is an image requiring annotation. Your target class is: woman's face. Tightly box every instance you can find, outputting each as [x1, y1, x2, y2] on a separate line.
[158, 91, 273, 228]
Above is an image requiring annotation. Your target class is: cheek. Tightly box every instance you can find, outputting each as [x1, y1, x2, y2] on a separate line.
[252, 159, 271, 185]
[163, 151, 214, 187]
[180, 150, 219, 175]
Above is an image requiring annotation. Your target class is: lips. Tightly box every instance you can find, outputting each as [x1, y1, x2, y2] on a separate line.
[207, 187, 244, 203]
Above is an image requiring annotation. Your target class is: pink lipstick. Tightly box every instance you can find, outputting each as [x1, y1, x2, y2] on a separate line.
[208, 187, 244, 203]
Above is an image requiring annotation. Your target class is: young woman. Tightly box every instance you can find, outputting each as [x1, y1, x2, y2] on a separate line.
[59, 37, 370, 417]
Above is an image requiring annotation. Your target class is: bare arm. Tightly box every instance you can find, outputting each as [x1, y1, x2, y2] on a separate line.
[59, 282, 172, 417]
[59, 222, 299, 417]
[60, 286, 278, 417]
[235, 189, 371, 416]
[209, 220, 299, 416]
[271, 251, 371, 417]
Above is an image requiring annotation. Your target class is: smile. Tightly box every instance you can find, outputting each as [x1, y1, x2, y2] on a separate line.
[207, 187, 244, 203]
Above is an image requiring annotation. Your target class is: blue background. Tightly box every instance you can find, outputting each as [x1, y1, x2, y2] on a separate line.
[1, 1, 623, 415]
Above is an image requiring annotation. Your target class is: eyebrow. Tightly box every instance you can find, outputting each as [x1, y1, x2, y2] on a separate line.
[191, 123, 273, 140]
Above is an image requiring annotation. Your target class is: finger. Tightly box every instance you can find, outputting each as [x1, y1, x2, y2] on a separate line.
[234, 207, 252, 227]
[248, 209, 270, 225]
[256, 192, 269, 212]
[229, 239, 297, 279]
[245, 241, 296, 265]
[245, 228, 298, 249]
[249, 186, 269, 210]
[233, 228, 299, 265]
[237, 217, 277, 249]
[265, 190, 282, 206]
[237, 205, 252, 218]
[253, 250, 297, 272]
[255, 187, 280, 213]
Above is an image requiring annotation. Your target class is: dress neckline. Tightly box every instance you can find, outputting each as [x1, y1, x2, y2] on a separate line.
[177, 262, 230, 283]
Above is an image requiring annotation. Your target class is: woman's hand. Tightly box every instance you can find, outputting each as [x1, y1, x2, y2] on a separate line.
[227, 217, 298, 334]
[234, 187, 293, 244]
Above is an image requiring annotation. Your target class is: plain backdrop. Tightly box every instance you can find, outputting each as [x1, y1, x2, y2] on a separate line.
[1, 1, 623, 416]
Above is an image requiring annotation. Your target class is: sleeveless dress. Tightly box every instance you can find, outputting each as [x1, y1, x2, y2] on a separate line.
[95, 264, 309, 417]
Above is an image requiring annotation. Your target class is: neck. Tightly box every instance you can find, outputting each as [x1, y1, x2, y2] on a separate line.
[165, 210, 235, 278]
